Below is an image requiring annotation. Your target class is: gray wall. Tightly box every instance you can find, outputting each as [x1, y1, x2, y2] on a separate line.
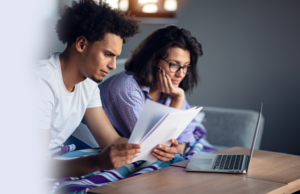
[48, 0, 300, 155]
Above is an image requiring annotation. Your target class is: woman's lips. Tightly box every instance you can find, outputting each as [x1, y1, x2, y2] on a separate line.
[172, 80, 180, 84]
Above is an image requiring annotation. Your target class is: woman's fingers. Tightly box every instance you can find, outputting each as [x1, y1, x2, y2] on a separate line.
[161, 70, 167, 93]
[170, 139, 179, 148]
[156, 67, 177, 95]
[151, 141, 179, 162]
[151, 151, 172, 162]
[160, 69, 166, 93]
[165, 74, 175, 93]
[156, 67, 163, 92]
[161, 69, 171, 94]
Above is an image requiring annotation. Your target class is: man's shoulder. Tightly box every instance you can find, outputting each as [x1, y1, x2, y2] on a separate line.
[35, 53, 60, 80]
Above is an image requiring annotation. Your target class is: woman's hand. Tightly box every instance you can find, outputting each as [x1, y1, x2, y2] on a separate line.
[156, 67, 184, 98]
[176, 143, 186, 155]
[156, 67, 185, 109]
[151, 139, 179, 162]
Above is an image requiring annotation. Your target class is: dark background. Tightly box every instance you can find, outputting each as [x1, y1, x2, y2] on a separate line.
[46, 0, 300, 155]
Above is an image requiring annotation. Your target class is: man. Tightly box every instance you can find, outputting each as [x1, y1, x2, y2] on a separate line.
[36, 0, 179, 178]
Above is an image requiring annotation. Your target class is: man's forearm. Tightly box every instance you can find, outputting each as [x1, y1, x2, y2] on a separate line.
[112, 136, 129, 144]
[48, 155, 100, 178]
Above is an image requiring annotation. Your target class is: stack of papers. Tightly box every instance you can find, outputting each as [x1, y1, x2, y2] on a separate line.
[129, 100, 202, 162]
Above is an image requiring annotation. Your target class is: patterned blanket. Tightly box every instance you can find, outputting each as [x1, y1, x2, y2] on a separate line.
[49, 123, 217, 194]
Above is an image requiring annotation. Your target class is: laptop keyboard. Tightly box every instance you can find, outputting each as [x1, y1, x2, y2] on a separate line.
[212, 155, 244, 170]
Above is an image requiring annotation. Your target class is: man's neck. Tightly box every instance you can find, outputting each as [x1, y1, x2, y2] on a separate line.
[59, 47, 86, 92]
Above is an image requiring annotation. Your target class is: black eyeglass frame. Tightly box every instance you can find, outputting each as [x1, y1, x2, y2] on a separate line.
[161, 58, 191, 74]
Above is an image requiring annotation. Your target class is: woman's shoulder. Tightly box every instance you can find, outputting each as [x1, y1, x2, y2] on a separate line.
[100, 71, 141, 91]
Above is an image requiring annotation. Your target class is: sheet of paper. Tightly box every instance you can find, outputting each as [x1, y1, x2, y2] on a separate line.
[128, 100, 181, 144]
[132, 107, 202, 162]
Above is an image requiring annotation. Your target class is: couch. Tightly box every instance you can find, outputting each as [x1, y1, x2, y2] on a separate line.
[71, 59, 265, 151]
[199, 106, 264, 151]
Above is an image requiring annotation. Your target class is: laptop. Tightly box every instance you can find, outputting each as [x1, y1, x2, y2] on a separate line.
[186, 103, 263, 173]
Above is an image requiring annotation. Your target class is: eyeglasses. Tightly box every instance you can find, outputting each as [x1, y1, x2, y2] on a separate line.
[161, 58, 191, 74]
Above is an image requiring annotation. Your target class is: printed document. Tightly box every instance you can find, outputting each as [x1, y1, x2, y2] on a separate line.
[129, 100, 202, 162]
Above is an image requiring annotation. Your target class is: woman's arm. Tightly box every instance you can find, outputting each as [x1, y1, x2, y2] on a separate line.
[176, 99, 198, 151]
[155, 68, 188, 154]
[156, 68, 185, 109]
[105, 82, 179, 161]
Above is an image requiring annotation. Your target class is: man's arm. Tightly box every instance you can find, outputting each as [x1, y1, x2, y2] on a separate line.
[84, 107, 182, 161]
[83, 106, 127, 148]
[44, 106, 141, 178]
[44, 129, 103, 178]
[83, 107, 180, 162]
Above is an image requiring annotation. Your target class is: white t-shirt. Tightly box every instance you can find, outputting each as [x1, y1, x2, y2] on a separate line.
[35, 53, 102, 149]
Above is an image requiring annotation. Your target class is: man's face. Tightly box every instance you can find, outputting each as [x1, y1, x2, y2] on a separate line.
[79, 33, 123, 83]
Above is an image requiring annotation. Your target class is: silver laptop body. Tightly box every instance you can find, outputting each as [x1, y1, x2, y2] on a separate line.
[186, 103, 263, 174]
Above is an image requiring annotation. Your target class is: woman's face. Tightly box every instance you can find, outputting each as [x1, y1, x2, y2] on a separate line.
[157, 47, 191, 88]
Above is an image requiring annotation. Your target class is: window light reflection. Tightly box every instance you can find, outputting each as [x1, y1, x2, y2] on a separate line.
[119, 0, 129, 11]
[142, 4, 158, 13]
[164, 0, 177, 11]
[138, 0, 158, 5]
[105, 0, 119, 9]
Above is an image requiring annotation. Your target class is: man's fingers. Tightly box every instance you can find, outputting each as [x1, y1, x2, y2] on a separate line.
[112, 143, 141, 151]
[111, 149, 140, 157]
[111, 154, 136, 164]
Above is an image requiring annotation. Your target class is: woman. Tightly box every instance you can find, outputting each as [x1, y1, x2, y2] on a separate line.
[99, 25, 216, 157]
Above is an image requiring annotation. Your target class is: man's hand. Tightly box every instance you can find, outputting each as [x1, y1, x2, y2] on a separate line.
[151, 139, 179, 162]
[96, 143, 141, 170]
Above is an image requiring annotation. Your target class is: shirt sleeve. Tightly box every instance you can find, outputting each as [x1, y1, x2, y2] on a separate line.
[36, 76, 54, 130]
[87, 85, 102, 108]
[176, 98, 196, 144]
[112, 83, 145, 138]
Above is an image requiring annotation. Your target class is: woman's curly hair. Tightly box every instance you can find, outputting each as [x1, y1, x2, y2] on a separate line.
[56, 0, 141, 45]
[125, 25, 203, 93]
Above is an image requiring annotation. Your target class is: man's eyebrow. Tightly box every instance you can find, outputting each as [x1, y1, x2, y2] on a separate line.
[105, 50, 120, 57]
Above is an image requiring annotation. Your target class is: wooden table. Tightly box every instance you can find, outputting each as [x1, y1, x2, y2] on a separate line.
[88, 147, 300, 194]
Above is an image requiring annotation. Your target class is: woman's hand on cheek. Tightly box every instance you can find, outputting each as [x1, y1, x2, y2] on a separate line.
[151, 139, 178, 162]
[156, 67, 184, 99]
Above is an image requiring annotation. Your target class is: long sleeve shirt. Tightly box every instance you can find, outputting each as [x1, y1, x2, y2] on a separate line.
[99, 71, 196, 144]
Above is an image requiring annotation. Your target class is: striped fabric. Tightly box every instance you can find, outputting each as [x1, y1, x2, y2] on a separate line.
[49, 122, 217, 194]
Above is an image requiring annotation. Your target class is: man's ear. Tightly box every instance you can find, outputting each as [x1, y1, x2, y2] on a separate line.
[75, 36, 88, 53]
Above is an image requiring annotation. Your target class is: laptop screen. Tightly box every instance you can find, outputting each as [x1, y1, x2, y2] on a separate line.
[247, 102, 263, 170]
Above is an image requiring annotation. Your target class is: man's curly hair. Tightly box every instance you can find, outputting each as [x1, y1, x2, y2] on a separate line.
[56, 0, 141, 45]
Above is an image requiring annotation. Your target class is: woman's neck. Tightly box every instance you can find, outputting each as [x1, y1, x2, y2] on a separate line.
[149, 86, 161, 102]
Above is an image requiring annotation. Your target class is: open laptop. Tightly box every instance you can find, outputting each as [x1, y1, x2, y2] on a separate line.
[186, 103, 263, 173]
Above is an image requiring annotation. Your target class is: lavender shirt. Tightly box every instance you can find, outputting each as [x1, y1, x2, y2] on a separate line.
[99, 71, 196, 144]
